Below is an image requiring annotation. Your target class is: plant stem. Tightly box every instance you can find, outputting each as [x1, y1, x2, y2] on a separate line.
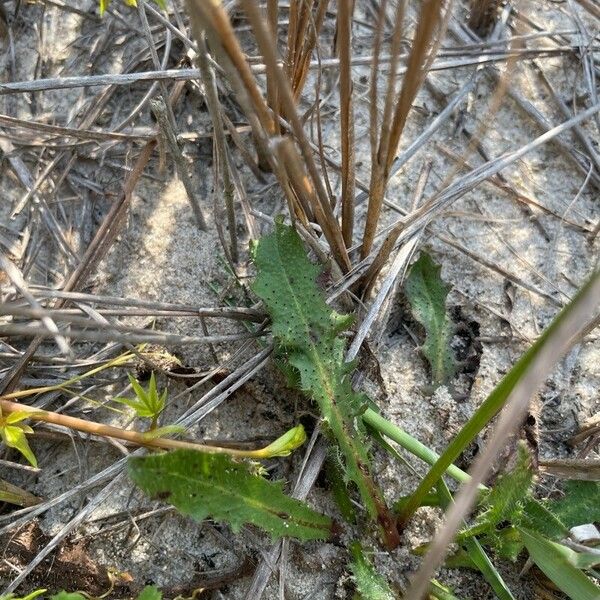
[362, 408, 482, 488]
[0, 399, 279, 459]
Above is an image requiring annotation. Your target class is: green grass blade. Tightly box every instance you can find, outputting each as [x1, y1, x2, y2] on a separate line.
[436, 478, 517, 600]
[398, 271, 600, 524]
[128, 450, 334, 541]
[519, 528, 600, 600]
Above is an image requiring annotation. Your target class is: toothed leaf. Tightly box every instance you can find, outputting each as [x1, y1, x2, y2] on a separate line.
[405, 253, 457, 388]
[349, 542, 395, 600]
[252, 222, 396, 544]
[546, 481, 600, 529]
[128, 450, 334, 540]
[473, 443, 534, 533]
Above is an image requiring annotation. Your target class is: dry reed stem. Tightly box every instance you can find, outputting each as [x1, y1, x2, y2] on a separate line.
[239, 0, 351, 271]
[362, 0, 447, 260]
[337, 0, 356, 248]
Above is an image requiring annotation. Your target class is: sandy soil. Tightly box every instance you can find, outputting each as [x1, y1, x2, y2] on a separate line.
[1, 0, 599, 598]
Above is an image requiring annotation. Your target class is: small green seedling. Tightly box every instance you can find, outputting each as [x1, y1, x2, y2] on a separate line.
[115, 372, 167, 431]
[0, 404, 37, 467]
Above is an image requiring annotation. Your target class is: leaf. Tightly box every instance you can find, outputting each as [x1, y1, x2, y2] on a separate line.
[521, 497, 568, 540]
[547, 481, 600, 529]
[398, 270, 600, 524]
[349, 542, 395, 600]
[436, 475, 517, 600]
[0, 478, 40, 507]
[136, 586, 162, 600]
[5, 411, 37, 424]
[252, 222, 398, 547]
[469, 443, 534, 536]
[0, 424, 37, 467]
[404, 252, 457, 389]
[0, 590, 47, 600]
[115, 373, 166, 420]
[429, 580, 463, 600]
[50, 593, 86, 600]
[520, 528, 600, 600]
[128, 449, 334, 541]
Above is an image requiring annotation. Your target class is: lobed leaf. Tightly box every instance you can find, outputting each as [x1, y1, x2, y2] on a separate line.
[128, 449, 334, 541]
[252, 222, 398, 547]
[405, 252, 457, 389]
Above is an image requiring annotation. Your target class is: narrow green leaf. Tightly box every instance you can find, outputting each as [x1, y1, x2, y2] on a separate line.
[50, 593, 85, 600]
[5, 411, 36, 424]
[436, 477, 517, 600]
[252, 222, 397, 546]
[429, 580, 463, 600]
[349, 542, 395, 600]
[520, 528, 600, 600]
[0, 589, 47, 600]
[405, 253, 457, 389]
[136, 586, 162, 600]
[128, 450, 334, 540]
[128, 372, 149, 404]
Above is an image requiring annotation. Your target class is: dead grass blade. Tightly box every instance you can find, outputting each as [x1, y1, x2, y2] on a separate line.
[361, 0, 449, 260]
[337, 0, 356, 248]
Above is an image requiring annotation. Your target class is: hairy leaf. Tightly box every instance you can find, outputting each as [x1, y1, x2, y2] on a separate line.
[470, 443, 534, 536]
[252, 222, 398, 547]
[349, 542, 395, 600]
[547, 481, 600, 529]
[128, 450, 334, 541]
[405, 252, 457, 388]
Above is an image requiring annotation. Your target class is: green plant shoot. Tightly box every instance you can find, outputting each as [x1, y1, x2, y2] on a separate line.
[115, 372, 167, 430]
[0, 404, 37, 467]
[251, 221, 399, 548]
